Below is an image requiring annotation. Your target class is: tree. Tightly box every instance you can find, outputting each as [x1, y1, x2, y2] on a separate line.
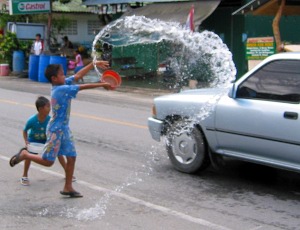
[272, 0, 286, 52]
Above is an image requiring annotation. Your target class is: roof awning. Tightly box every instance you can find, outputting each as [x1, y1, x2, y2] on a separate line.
[121, 0, 220, 28]
[82, 0, 191, 5]
[232, 0, 300, 16]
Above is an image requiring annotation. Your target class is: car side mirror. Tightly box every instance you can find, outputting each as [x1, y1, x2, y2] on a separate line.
[228, 83, 235, 98]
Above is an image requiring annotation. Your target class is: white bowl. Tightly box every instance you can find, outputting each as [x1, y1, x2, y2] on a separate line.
[27, 142, 45, 154]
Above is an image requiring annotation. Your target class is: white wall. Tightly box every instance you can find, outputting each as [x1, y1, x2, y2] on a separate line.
[53, 13, 105, 46]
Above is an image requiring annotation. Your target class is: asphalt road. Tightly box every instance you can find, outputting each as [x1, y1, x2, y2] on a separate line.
[1, 76, 300, 230]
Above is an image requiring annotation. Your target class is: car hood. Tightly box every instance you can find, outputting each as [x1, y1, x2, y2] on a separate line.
[154, 87, 229, 121]
[155, 88, 228, 102]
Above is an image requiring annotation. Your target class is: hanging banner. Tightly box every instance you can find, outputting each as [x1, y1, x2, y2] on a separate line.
[9, 0, 51, 15]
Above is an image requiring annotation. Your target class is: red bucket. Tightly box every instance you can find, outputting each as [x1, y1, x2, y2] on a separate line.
[102, 70, 122, 90]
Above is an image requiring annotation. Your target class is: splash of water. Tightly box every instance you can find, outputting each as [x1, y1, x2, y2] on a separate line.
[92, 15, 236, 89]
[88, 16, 237, 147]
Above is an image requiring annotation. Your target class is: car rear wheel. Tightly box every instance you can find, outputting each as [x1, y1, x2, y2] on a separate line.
[166, 120, 210, 173]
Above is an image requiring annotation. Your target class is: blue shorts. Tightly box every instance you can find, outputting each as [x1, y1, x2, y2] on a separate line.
[42, 128, 77, 161]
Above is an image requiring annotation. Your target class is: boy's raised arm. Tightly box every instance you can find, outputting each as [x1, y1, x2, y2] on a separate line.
[74, 61, 110, 82]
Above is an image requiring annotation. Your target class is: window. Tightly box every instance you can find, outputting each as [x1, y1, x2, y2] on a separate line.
[52, 20, 77, 35]
[237, 60, 300, 103]
[88, 20, 101, 35]
[64, 20, 77, 35]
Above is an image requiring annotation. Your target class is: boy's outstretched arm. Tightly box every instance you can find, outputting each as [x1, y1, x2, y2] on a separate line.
[79, 82, 113, 91]
[74, 60, 110, 82]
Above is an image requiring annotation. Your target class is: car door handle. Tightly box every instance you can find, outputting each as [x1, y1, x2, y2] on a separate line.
[284, 112, 298, 120]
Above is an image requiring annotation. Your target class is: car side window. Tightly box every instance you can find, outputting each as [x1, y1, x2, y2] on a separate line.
[236, 60, 300, 103]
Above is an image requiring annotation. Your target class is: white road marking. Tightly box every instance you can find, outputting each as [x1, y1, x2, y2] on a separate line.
[1, 154, 231, 230]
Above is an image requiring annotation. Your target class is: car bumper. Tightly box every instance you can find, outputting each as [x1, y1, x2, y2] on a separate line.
[148, 117, 163, 142]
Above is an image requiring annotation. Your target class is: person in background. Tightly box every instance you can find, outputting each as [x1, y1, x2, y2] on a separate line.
[62, 36, 73, 49]
[74, 49, 84, 74]
[32, 33, 43, 55]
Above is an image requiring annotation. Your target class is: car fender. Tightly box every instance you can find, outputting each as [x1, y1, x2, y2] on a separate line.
[153, 88, 228, 149]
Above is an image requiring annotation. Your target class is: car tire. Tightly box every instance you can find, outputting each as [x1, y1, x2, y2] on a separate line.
[166, 120, 210, 173]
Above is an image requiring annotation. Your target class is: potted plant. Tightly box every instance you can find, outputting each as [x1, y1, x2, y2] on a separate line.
[0, 32, 10, 76]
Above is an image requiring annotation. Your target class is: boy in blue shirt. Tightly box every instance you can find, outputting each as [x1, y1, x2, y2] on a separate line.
[21, 96, 50, 185]
[10, 60, 112, 198]
[22, 96, 75, 186]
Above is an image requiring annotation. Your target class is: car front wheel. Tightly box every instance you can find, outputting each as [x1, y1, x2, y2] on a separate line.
[166, 120, 210, 173]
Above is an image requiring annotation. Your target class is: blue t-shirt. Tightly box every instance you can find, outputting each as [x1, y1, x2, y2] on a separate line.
[24, 114, 51, 143]
[48, 76, 80, 132]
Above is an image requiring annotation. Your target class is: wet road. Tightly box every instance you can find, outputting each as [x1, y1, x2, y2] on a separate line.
[0, 77, 300, 230]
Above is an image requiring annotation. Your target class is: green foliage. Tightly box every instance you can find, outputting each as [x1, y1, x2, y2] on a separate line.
[0, 32, 19, 64]
[19, 40, 34, 60]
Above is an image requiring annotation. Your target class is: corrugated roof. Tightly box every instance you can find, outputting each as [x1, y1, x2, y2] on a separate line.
[122, 1, 220, 27]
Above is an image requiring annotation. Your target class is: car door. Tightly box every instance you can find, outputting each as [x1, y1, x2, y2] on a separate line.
[214, 59, 300, 168]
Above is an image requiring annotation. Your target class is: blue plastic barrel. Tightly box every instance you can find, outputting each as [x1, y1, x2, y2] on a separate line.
[49, 56, 67, 75]
[13, 50, 25, 73]
[28, 55, 40, 81]
[38, 55, 50, 83]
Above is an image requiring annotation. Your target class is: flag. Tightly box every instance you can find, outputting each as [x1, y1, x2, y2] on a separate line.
[185, 5, 195, 32]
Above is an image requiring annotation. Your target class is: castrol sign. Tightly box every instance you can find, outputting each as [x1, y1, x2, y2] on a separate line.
[9, 0, 50, 15]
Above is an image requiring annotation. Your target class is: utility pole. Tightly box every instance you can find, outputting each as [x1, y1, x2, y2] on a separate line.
[46, 0, 53, 51]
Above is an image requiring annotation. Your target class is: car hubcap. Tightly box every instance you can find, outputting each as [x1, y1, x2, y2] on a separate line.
[172, 132, 197, 164]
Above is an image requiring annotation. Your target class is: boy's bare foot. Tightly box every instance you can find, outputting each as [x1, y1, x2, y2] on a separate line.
[9, 148, 27, 167]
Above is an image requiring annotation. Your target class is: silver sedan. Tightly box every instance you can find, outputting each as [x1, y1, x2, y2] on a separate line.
[148, 52, 300, 174]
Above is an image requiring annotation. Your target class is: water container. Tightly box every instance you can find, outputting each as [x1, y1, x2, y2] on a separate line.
[0, 64, 10, 76]
[38, 55, 50, 83]
[13, 50, 25, 73]
[28, 55, 40, 81]
[49, 56, 67, 75]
